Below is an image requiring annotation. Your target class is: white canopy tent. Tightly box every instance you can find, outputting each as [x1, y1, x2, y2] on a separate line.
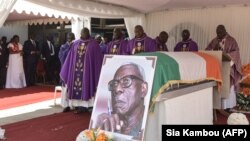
[1, 0, 250, 64]
[7, 0, 79, 25]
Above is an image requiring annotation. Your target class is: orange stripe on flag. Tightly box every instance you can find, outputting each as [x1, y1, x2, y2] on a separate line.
[195, 52, 222, 89]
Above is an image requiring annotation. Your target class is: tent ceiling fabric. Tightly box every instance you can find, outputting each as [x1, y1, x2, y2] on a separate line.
[5, 0, 79, 26]
[24, 0, 250, 17]
[25, 0, 138, 18]
[11, 0, 79, 20]
[4, 17, 70, 26]
[7, 11, 50, 21]
[96, 0, 170, 13]
[97, 0, 250, 13]
[4, 0, 250, 26]
[0, 0, 16, 27]
[163, 0, 250, 10]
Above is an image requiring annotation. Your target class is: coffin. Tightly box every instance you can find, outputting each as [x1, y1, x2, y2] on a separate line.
[136, 52, 222, 141]
[137, 51, 222, 110]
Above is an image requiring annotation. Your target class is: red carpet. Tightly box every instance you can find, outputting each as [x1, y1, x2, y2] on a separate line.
[2, 112, 91, 141]
[0, 86, 61, 110]
[2, 110, 249, 141]
[1, 86, 249, 141]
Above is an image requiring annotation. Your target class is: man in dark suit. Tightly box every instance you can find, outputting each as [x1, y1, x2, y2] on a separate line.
[23, 34, 40, 86]
[0, 36, 8, 89]
[41, 35, 56, 84]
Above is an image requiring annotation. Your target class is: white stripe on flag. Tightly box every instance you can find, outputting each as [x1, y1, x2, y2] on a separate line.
[162, 52, 206, 81]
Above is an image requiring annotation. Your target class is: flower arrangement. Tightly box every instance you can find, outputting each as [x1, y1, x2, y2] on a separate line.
[241, 76, 250, 85]
[242, 63, 250, 76]
[240, 87, 250, 96]
[76, 128, 112, 141]
[236, 64, 250, 111]
[236, 91, 250, 111]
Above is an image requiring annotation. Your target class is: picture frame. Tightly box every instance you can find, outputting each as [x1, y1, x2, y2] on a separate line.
[89, 55, 157, 141]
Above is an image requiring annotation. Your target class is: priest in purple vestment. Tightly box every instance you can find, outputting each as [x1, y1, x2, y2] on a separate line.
[155, 31, 169, 51]
[58, 32, 75, 67]
[127, 25, 156, 55]
[174, 29, 198, 52]
[60, 28, 103, 114]
[206, 24, 242, 110]
[106, 28, 128, 55]
[58, 32, 75, 112]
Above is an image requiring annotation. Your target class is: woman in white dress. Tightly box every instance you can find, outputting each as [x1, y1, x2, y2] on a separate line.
[5, 35, 26, 88]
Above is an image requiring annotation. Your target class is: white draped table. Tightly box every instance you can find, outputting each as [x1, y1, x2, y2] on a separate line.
[144, 81, 215, 141]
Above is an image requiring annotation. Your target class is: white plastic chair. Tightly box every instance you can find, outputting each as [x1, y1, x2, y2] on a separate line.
[54, 86, 62, 105]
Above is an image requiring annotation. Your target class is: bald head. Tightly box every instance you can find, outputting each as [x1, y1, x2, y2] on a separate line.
[159, 31, 168, 44]
[111, 63, 147, 115]
[182, 29, 190, 41]
[134, 25, 144, 38]
[113, 27, 123, 40]
[67, 32, 75, 42]
[114, 63, 145, 81]
[81, 28, 90, 39]
[216, 25, 227, 39]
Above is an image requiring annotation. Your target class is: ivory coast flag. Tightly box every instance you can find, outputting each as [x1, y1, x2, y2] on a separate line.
[136, 52, 222, 111]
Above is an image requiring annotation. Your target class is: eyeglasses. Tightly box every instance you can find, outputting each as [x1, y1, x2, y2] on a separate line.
[108, 75, 144, 91]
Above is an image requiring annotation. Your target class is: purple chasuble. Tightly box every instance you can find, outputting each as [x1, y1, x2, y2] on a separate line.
[60, 38, 103, 100]
[106, 39, 128, 55]
[155, 37, 168, 51]
[174, 39, 198, 52]
[206, 34, 242, 89]
[127, 34, 156, 55]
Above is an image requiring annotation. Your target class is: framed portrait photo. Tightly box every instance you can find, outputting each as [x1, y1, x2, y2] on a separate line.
[89, 55, 157, 141]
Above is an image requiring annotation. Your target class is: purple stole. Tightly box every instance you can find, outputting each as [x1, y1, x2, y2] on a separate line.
[181, 42, 189, 51]
[155, 37, 168, 51]
[132, 38, 145, 54]
[72, 41, 88, 98]
[109, 40, 122, 54]
[127, 35, 156, 55]
[60, 38, 103, 101]
[174, 39, 198, 52]
[157, 44, 167, 51]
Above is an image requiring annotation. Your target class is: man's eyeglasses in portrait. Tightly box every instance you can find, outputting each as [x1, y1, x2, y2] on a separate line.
[108, 75, 144, 91]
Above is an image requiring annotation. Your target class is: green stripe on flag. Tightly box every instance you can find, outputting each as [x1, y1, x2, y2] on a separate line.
[136, 52, 180, 108]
